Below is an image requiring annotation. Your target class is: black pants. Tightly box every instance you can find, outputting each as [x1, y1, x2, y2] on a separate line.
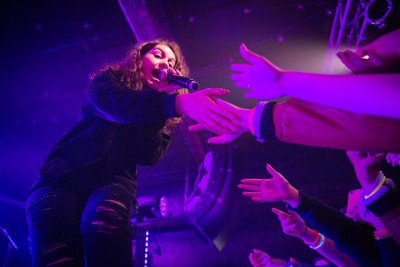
[26, 177, 136, 267]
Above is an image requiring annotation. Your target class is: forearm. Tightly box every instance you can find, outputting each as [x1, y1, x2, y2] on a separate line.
[360, 182, 400, 245]
[313, 238, 359, 267]
[280, 72, 400, 119]
[264, 98, 400, 152]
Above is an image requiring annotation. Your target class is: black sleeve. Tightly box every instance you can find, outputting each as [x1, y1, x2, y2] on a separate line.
[290, 192, 381, 267]
[83, 70, 180, 124]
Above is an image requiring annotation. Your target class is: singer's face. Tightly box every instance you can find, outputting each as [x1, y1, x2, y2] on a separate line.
[141, 44, 178, 93]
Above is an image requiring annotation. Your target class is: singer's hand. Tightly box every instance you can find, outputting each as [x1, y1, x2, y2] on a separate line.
[188, 98, 251, 144]
[175, 88, 240, 135]
[231, 44, 284, 100]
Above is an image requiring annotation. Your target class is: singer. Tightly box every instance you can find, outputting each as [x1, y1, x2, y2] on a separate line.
[25, 38, 239, 267]
[158, 68, 199, 90]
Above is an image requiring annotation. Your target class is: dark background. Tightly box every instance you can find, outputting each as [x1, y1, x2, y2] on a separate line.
[1, 1, 399, 266]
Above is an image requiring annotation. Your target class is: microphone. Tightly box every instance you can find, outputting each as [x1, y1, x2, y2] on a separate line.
[158, 69, 199, 90]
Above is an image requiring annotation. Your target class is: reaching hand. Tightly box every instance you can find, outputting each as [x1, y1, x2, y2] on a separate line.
[231, 44, 284, 100]
[249, 249, 271, 267]
[188, 98, 251, 144]
[175, 88, 240, 135]
[386, 152, 400, 166]
[271, 208, 307, 238]
[346, 150, 385, 194]
[338, 29, 400, 73]
[238, 164, 299, 207]
[249, 249, 284, 267]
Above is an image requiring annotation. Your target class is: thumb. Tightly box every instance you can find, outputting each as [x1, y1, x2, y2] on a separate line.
[239, 43, 264, 64]
[271, 207, 287, 220]
[266, 164, 281, 178]
[287, 210, 299, 217]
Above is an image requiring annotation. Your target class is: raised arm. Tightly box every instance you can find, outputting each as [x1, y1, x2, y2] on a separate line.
[231, 29, 400, 119]
[272, 208, 358, 267]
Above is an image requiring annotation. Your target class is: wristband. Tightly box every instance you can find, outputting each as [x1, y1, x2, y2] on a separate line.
[364, 172, 387, 200]
[309, 233, 326, 250]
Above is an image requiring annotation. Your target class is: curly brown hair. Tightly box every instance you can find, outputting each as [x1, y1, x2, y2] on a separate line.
[92, 39, 190, 133]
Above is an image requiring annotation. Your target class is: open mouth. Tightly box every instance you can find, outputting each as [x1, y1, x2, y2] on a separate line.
[151, 70, 161, 81]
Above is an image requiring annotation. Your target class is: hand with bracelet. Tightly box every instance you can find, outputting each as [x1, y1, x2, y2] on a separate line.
[238, 164, 300, 208]
[345, 150, 386, 199]
[271, 208, 308, 238]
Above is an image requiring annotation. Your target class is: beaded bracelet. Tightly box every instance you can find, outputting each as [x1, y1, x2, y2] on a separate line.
[309, 233, 326, 250]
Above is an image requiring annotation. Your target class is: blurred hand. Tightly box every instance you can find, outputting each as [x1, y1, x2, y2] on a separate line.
[175, 88, 240, 135]
[272, 208, 307, 238]
[238, 164, 300, 207]
[231, 44, 283, 100]
[346, 150, 385, 194]
[249, 249, 284, 267]
[338, 29, 400, 73]
[188, 98, 251, 144]
[386, 152, 400, 166]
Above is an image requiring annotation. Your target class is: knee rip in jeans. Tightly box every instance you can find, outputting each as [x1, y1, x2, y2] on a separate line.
[39, 243, 73, 266]
[91, 199, 129, 234]
[28, 194, 63, 224]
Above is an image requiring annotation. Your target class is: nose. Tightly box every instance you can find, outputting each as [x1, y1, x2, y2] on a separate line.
[159, 59, 169, 69]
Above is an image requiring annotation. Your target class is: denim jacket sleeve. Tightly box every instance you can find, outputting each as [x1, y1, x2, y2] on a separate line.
[83, 70, 180, 124]
[252, 97, 400, 152]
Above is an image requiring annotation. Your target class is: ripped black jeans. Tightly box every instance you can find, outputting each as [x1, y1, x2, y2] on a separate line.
[26, 177, 136, 267]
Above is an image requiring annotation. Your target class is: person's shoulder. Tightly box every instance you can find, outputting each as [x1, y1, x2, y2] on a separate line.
[91, 68, 123, 85]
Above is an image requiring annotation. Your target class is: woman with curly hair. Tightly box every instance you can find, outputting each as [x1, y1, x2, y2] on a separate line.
[26, 38, 238, 267]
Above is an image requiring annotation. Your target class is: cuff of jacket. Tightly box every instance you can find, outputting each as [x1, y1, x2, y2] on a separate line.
[252, 101, 277, 142]
[286, 191, 311, 216]
[161, 93, 181, 119]
[360, 181, 400, 217]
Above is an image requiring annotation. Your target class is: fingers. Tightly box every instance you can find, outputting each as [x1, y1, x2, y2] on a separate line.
[271, 207, 288, 220]
[239, 179, 263, 185]
[338, 50, 376, 73]
[238, 183, 261, 191]
[387, 153, 400, 166]
[287, 210, 299, 217]
[188, 124, 206, 131]
[207, 134, 238, 144]
[201, 88, 230, 97]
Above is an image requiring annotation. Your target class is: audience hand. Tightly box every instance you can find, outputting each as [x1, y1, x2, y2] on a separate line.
[249, 249, 284, 267]
[231, 44, 283, 100]
[238, 164, 300, 207]
[386, 152, 400, 166]
[271, 208, 307, 238]
[338, 29, 400, 73]
[346, 151, 385, 195]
